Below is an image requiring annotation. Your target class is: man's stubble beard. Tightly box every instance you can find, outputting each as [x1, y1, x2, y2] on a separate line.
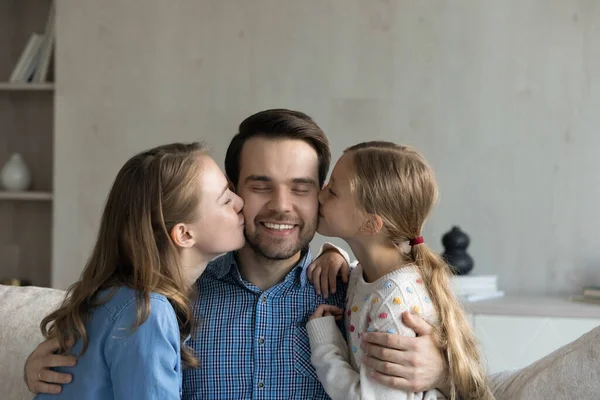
[243, 217, 318, 260]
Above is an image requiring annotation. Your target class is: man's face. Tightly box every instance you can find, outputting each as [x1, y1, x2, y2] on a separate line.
[236, 137, 320, 260]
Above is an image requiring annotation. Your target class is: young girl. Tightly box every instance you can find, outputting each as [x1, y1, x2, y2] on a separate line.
[35, 142, 245, 399]
[307, 142, 494, 400]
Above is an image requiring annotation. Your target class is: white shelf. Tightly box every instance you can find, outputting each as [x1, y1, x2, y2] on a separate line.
[0, 83, 54, 91]
[0, 191, 53, 201]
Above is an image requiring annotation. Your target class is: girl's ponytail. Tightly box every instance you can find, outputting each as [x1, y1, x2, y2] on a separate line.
[412, 242, 494, 400]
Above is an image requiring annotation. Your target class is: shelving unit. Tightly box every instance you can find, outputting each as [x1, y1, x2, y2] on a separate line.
[0, 83, 54, 91]
[1, 0, 55, 287]
[0, 191, 53, 201]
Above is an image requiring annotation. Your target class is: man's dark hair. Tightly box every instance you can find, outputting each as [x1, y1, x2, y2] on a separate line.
[225, 109, 331, 187]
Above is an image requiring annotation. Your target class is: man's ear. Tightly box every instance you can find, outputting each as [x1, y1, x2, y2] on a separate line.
[170, 223, 195, 248]
[361, 214, 383, 235]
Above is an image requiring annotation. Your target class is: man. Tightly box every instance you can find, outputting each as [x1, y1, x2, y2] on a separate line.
[25, 109, 448, 398]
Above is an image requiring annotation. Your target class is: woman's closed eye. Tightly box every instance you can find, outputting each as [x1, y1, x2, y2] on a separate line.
[222, 189, 234, 204]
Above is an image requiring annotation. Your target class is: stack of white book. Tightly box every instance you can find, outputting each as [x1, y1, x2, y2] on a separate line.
[451, 275, 504, 302]
[8, 1, 55, 83]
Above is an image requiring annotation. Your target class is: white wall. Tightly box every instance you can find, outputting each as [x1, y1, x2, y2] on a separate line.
[54, 0, 600, 295]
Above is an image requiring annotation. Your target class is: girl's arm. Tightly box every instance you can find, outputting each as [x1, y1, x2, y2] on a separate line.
[307, 316, 363, 399]
[104, 297, 181, 400]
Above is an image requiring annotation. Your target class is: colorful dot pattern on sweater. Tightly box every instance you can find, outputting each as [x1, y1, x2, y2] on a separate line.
[342, 264, 437, 371]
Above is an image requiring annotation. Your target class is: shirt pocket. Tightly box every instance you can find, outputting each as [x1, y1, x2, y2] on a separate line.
[292, 324, 319, 380]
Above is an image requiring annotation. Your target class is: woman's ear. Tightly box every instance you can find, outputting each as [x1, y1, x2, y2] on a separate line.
[170, 223, 195, 248]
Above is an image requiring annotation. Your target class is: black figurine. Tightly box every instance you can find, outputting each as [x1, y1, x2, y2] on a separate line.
[441, 226, 474, 275]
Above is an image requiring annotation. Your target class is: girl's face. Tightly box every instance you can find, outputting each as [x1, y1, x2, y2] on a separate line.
[317, 153, 367, 239]
[185, 155, 246, 257]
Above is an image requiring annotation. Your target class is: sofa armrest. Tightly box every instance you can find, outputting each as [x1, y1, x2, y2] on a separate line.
[489, 325, 600, 399]
[0, 285, 66, 400]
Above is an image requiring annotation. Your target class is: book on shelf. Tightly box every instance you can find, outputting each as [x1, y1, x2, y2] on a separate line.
[582, 286, 600, 298]
[570, 285, 600, 306]
[458, 290, 505, 303]
[8, 33, 44, 83]
[33, 0, 55, 83]
[8, 1, 55, 83]
[451, 275, 504, 302]
[451, 275, 498, 294]
[570, 295, 600, 305]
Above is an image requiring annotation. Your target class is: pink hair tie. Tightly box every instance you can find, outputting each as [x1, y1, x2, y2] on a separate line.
[409, 236, 424, 246]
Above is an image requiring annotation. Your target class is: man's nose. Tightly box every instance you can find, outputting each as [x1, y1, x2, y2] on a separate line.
[267, 188, 293, 213]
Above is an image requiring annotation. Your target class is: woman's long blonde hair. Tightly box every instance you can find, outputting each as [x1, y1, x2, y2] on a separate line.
[345, 141, 494, 400]
[40, 142, 208, 368]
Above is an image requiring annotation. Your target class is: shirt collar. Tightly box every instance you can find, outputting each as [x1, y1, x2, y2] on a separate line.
[213, 251, 237, 280]
[214, 248, 313, 288]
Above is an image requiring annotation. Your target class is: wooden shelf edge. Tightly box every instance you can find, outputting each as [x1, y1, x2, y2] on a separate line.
[0, 83, 55, 91]
[0, 191, 53, 201]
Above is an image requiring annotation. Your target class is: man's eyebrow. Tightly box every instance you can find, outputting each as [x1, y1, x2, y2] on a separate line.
[291, 178, 317, 187]
[244, 175, 271, 183]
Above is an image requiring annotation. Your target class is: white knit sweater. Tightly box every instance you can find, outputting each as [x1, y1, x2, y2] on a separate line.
[307, 264, 446, 400]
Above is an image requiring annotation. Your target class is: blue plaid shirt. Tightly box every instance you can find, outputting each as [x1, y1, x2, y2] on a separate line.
[182, 249, 347, 399]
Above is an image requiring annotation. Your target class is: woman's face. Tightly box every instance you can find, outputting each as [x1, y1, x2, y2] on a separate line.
[186, 155, 245, 257]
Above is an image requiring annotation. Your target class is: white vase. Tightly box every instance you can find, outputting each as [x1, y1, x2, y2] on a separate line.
[0, 153, 32, 191]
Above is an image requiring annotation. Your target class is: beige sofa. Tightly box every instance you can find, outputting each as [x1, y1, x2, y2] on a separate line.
[0, 284, 65, 400]
[1, 284, 599, 400]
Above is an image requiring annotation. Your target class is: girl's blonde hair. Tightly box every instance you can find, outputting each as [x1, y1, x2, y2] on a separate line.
[41, 142, 208, 368]
[345, 141, 494, 400]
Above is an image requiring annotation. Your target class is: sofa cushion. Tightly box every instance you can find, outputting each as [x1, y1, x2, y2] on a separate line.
[489, 324, 600, 399]
[0, 285, 66, 400]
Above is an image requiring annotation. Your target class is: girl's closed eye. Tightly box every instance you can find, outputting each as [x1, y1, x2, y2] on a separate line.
[328, 187, 336, 196]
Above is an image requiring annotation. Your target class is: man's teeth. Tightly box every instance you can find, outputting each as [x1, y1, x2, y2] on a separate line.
[263, 222, 294, 230]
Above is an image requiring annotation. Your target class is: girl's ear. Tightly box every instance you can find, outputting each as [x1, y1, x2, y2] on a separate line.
[361, 214, 383, 235]
[170, 223, 195, 248]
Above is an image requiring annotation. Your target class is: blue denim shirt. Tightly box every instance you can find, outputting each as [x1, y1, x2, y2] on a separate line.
[182, 249, 346, 399]
[36, 286, 182, 400]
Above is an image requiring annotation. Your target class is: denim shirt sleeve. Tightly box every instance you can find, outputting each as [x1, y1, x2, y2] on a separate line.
[103, 296, 181, 400]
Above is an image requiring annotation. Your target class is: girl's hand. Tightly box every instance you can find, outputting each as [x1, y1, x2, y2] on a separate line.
[309, 304, 344, 321]
[307, 249, 349, 299]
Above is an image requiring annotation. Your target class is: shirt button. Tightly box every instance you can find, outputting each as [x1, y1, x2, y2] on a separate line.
[258, 381, 265, 389]
[261, 296, 267, 303]
[258, 337, 265, 345]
